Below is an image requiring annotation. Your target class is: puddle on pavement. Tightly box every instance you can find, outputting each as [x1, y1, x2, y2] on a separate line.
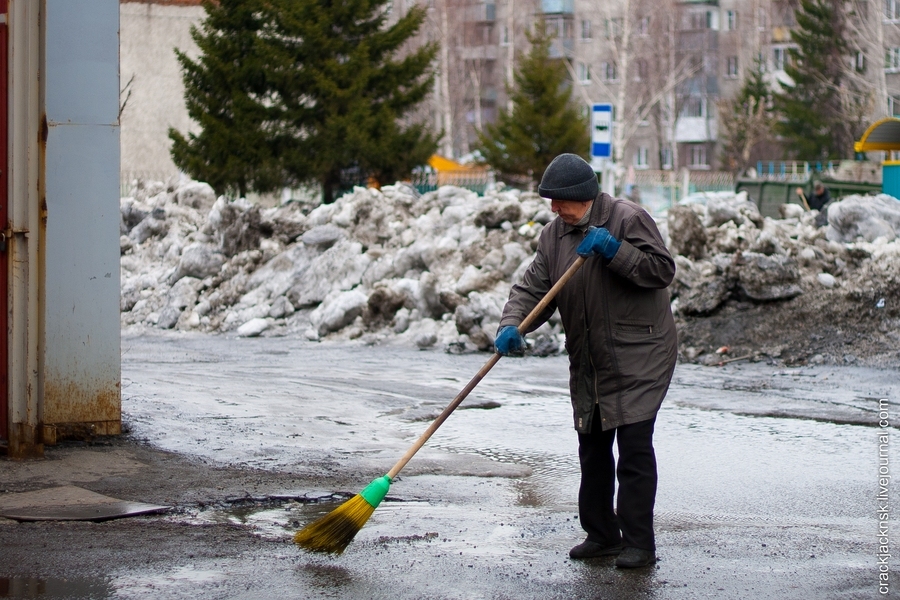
[168, 391, 877, 554]
[175, 497, 437, 541]
[414, 393, 582, 509]
[114, 567, 230, 597]
[0, 576, 110, 599]
[177, 500, 303, 539]
[396, 393, 882, 523]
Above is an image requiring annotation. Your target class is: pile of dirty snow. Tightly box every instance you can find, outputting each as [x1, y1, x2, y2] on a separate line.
[120, 178, 562, 354]
[119, 179, 900, 367]
[666, 192, 900, 367]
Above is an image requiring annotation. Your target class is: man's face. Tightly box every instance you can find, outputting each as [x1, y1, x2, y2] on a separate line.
[551, 199, 592, 225]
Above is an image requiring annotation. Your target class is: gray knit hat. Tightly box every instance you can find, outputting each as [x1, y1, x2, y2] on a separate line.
[538, 154, 599, 201]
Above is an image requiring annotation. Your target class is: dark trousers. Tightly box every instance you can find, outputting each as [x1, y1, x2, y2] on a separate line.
[577, 410, 657, 551]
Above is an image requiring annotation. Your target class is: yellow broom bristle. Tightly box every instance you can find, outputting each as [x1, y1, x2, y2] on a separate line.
[293, 494, 377, 554]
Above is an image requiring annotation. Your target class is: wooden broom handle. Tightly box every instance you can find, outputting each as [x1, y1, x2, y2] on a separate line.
[387, 255, 586, 480]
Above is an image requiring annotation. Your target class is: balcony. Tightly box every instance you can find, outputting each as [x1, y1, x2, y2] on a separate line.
[675, 116, 718, 143]
[466, 3, 496, 22]
[548, 37, 574, 59]
[541, 0, 574, 15]
[460, 45, 499, 61]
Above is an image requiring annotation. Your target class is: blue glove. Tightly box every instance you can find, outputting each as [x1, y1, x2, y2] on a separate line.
[494, 325, 525, 356]
[577, 226, 621, 260]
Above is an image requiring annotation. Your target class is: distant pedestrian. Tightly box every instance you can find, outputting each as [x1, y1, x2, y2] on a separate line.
[494, 153, 678, 569]
[795, 180, 832, 226]
[808, 180, 831, 211]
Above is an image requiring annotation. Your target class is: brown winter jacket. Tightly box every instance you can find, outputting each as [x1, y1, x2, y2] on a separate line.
[499, 193, 678, 434]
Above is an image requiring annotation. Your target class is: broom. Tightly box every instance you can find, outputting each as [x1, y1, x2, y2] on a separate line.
[294, 256, 587, 554]
[795, 187, 811, 211]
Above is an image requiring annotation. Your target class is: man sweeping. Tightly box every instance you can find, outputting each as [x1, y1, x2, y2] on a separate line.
[494, 153, 677, 568]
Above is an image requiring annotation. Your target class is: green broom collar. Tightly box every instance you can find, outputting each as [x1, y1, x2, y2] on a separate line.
[359, 475, 392, 508]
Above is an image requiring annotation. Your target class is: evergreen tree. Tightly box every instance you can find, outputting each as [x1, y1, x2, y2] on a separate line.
[169, 0, 284, 197]
[266, 0, 439, 203]
[170, 0, 438, 203]
[718, 59, 777, 174]
[476, 22, 590, 185]
[773, 0, 869, 161]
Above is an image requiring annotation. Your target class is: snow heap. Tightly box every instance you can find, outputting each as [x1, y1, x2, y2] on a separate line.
[120, 178, 561, 353]
[666, 191, 900, 316]
[120, 178, 900, 358]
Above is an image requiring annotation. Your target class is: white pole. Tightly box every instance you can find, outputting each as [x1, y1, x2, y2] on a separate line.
[7, 0, 44, 457]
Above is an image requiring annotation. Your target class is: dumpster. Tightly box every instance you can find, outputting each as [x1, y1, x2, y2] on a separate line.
[736, 160, 881, 218]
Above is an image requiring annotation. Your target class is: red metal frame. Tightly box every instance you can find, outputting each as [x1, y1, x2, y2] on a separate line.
[0, 0, 8, 443]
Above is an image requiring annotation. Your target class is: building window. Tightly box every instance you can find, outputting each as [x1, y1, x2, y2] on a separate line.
[635, 147, 649, 169]
[605, 18, 622, 39]
[689, 11, 706, 30]
[773, 47, 787, 71]
[726, 56, 739, 78]
[686, 11, 718, 30]
[638, 16, 650, 35]
[855, 50, 866, 72]
[602, 61, 618, 81]
[635, 59, 648, 81]
[887, 0, 900, 21]
[689, 145, 708, 168]
[683, 97, 706, 117]
[889, 96, 900, 116]
[581, 19, 591, 40]
[757, 52, 767, 72]
[887, 47, 900, 72]
[545, 17, 573, 40]
[578, 62, 591, 83]
[501, 25, 509, 45]
[726, 9, 737, 30]
[660, 147, 672, 169]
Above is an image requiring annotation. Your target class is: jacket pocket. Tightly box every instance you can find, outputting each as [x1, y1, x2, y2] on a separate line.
[614, 320, 657, 335]
[611, 324, 666, 386]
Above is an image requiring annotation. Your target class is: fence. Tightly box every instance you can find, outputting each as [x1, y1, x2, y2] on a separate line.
[630, 169, 735, 215]
[753, 160, 841, 182]
[410, 169, 494, 196]
[120, 168, 736, 213]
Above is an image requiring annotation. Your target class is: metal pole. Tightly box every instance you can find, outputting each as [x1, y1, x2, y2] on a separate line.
[6, 0, 44, 457]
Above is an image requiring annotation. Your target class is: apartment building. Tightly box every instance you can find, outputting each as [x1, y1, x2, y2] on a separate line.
[439, 0, 900, 173]
[543, 0, 785, 172]
[118, 1, 900, 179]
[413, 0, 539, 158]
[885, 0, 900, 117]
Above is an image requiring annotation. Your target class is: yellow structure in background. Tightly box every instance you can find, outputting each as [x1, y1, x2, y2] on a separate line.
[428, 155, 469, 172]
[854, 117, 900, 199]
[427, 155, 489, 188]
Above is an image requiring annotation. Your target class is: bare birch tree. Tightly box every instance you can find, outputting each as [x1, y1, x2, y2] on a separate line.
[571, 0, 699, 188]
[842, 0, 888, 121]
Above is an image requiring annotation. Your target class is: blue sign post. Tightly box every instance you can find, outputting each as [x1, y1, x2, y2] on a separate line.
[591, 103, 613, 163]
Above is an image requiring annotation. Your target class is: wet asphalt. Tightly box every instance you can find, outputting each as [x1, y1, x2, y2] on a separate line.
[2, 332, 898, 599]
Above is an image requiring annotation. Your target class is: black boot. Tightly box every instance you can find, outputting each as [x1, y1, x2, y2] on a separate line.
[614, 546, 656, 568]
[568, 539, 623, 559]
